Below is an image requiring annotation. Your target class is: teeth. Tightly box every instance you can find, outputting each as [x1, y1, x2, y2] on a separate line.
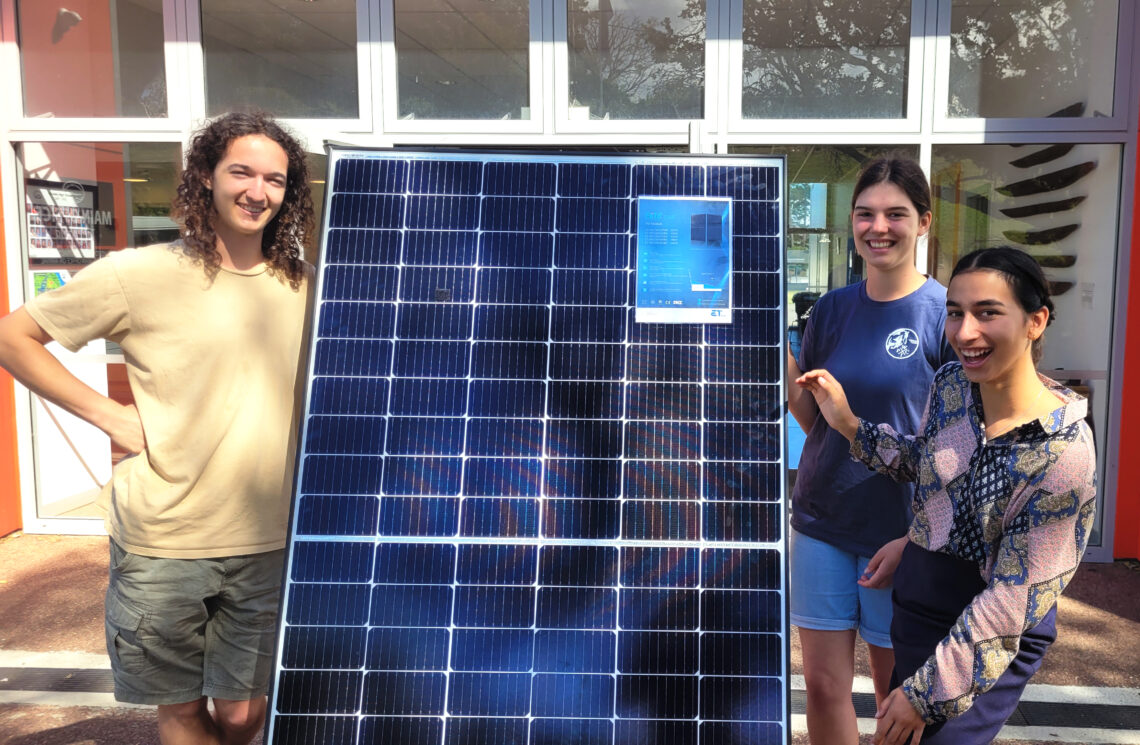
[961, 349, 988, 359]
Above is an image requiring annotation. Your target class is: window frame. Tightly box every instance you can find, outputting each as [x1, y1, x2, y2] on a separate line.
[931, 0, 1135, 134]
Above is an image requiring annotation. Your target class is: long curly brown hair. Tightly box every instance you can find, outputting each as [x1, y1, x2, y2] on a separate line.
[173, 112, 313, 286]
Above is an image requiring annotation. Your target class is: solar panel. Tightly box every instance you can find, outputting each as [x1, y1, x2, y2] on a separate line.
[267, 149, 788, 745]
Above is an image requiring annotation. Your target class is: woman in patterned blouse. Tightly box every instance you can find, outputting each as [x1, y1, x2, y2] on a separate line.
[795, 246, 1097, 745]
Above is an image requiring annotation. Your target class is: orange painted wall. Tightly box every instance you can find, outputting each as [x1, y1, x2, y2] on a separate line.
[19, 0, 117, 117]
[1114, 115, 1140, 559]
[3, 3, 122, 533]
[0, 177, 22, 537]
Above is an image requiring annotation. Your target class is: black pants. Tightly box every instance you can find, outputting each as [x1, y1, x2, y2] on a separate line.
[890, 542, 1056, 744]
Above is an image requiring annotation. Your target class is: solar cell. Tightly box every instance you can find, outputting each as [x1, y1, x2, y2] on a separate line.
[269, 149, 788, 744]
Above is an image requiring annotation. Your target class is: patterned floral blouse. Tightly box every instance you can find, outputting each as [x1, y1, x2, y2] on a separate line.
[851, 362, 1097, 723]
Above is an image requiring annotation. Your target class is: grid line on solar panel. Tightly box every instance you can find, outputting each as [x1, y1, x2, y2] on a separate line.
[274, 153, 787, 745]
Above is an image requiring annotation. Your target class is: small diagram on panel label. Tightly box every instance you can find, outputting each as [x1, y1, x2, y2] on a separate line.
[636, 196, 732, 324]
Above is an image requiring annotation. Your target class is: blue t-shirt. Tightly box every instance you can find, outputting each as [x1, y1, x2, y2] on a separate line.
[791, 277, 956, 557]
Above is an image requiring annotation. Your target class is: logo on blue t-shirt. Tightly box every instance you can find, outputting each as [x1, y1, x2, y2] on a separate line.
[885, 328, 920, 359]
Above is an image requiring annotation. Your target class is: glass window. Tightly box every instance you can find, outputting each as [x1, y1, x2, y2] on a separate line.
[741, 0, 911, 119]
[731, 145, 916, 473]
[201, 0, 359, 119]
[19, 141, 181, 520]
[305, 152, 328, 266]
[567, 0, 704, 120]
[394, 0, 530, 120]
[930, 143, 1122, 546]
[948, 0, 1119, 119]
[17, 0, 167, 117]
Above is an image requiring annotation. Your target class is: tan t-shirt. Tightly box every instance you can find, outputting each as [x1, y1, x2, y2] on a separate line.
[26, 242, 313, 558]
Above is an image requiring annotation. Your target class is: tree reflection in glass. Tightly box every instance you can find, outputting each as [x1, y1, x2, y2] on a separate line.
[948, 0, 1117, 119]
[567, 0, 704, 120]
[741, 0, 911, 119]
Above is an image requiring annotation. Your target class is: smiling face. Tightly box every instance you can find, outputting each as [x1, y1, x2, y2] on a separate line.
[946, 269, 1049, 386]
[205, 133, 289, 243]
[851, 181, 932, 276]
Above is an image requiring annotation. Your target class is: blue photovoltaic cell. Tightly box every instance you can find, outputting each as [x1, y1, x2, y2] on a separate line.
[469, 380, 545, 417]
[474, 305, 549, 341]
[328, 194, 403, 229]
[549, 343, 624, 380]
[484, 161, 556, 196]
[544, 459, 621, 498]
[271, 150, 788, 745]
[324, 229, 401, 265]
[555, 233, 629, 268]
[559, 162, 631, 197]
[477, 268, 551, 304]
[389, 378, 467, 416]
[547, 381, 623, 419]
[322, 265, 397, 301]
[404, 230, 478, 266]
[623, 461, 701, 500]
[316, 301, 395, 339]
[471, 342, 547, 380]
[479, 232, 554, 267]
[399, 267, 476, 303]
[295, 494, 378, 536]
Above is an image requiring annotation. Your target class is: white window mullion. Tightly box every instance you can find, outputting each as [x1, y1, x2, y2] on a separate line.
[542, 0, 559, 137]
[378, 0, 399, 134]
[0, 0, 23, 131]
[355, 0, 377, 134]
[180, 0, 208, 127]
[699, 0, 726, 152]
[725, 0, 743, 132]
[529, 0, 546, 135]
[367, 0, 384, 140]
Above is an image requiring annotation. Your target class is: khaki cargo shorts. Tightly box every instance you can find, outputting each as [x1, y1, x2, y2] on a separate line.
[104, 539, 285, 706]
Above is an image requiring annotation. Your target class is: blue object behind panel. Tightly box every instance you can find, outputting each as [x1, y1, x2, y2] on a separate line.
[268, 149, 788, 745]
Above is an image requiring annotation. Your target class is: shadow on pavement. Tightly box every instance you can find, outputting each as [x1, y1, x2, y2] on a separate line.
[1, 705, 156, 745]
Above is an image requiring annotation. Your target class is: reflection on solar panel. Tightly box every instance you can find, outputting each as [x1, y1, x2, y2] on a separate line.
[267, 149, 788, 745]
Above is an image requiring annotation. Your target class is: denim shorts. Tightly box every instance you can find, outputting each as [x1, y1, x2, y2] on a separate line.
[788, 527, 893, 648]
[104, 539, 285, 705]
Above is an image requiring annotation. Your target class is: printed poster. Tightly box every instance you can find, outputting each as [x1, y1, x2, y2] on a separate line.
[636, 196, 733, 323]
[24, 180, 102, 262]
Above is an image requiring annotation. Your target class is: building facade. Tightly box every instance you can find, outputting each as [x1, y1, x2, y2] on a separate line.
[0, 0, 1137, 560]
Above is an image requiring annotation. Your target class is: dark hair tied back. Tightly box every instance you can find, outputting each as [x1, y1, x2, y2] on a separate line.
[950, 246, 1055, 363]
[851, 153, 932, 217]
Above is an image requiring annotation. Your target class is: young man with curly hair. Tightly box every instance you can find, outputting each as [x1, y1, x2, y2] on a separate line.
[0, 112, 315, 745]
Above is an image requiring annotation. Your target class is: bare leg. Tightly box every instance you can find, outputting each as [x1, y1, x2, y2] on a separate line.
[867, 642, 896, 707]
[799, 627, 859, 745]
[158, 698, 221, 745]
[213, 696, 268, 745]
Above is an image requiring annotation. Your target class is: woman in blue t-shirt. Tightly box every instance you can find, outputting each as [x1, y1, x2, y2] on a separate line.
[786, 155, 956, 745]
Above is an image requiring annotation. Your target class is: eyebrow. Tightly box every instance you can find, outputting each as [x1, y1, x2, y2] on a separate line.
[853, 203, 913, 211]
[227, 162, 286, 179]
[946, 298, 1006, 308]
